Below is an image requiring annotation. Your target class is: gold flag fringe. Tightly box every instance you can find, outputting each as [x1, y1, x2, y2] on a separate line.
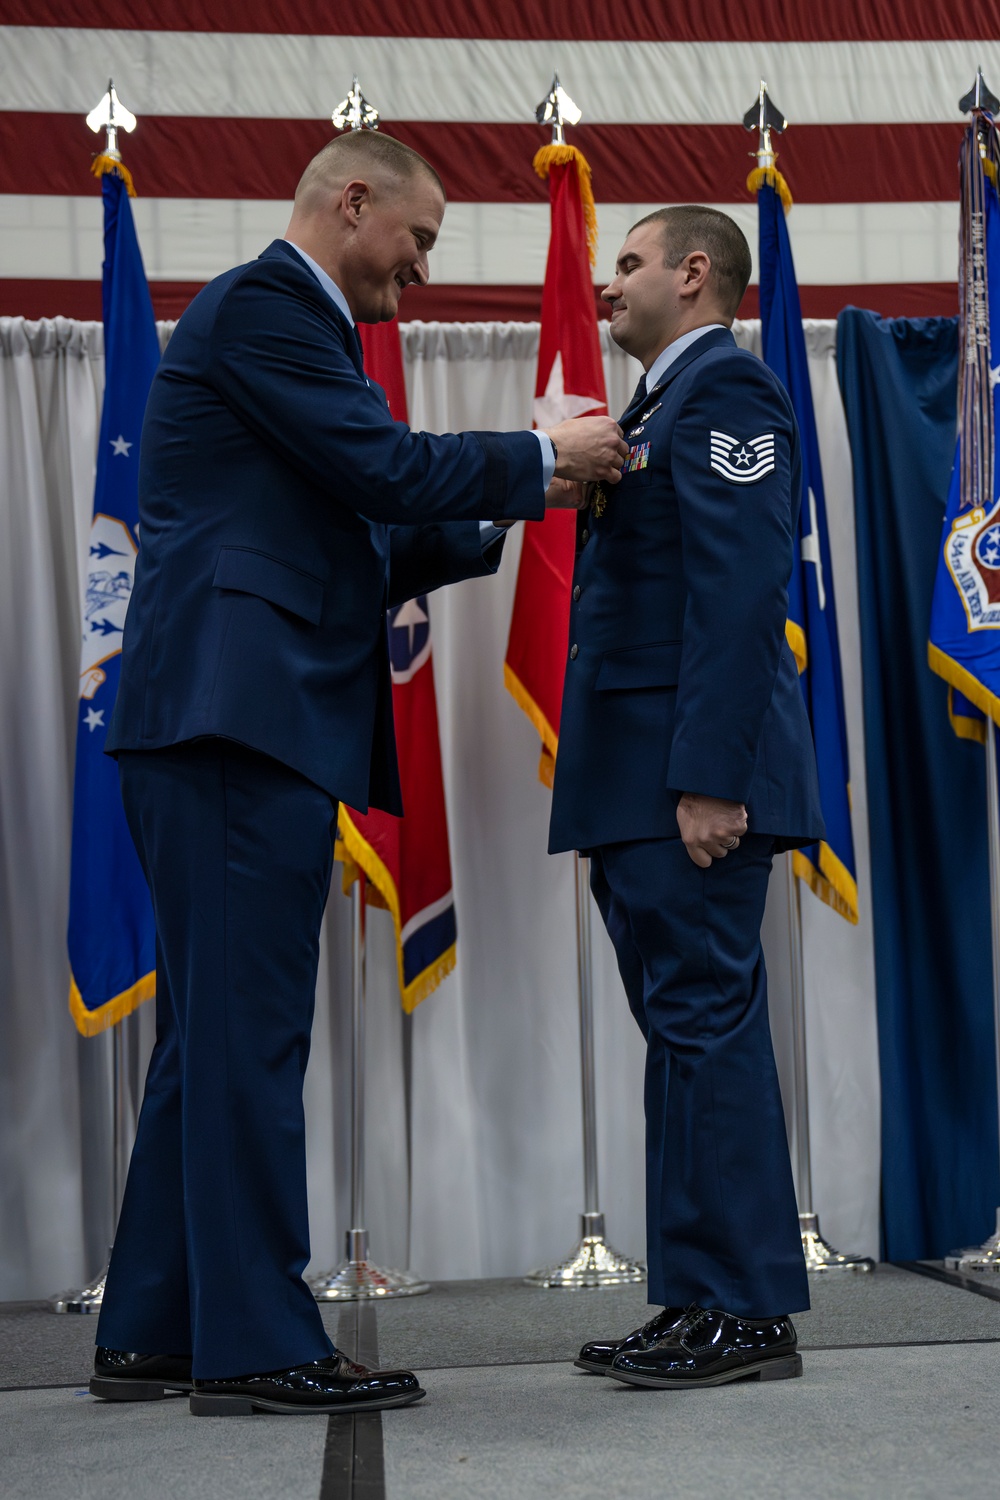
[91, 153, 137, 197]
[335, 807, 456, 1012]
[785, 618, 807, 675]
[746, 164, 793, 213]
[793, 845, 859, 925]
[533, 143, 598, 270]
[503, 661, 560, 787]
[69, 969, 155, 1037]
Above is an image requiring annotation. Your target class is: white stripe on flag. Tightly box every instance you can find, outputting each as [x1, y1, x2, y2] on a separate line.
[399, 889, 454, 947]
[0, 196, 963, 288]
[2, 27, 998, 125]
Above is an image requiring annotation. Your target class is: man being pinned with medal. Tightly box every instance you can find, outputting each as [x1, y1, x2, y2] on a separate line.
[549, 206, 825, 1389]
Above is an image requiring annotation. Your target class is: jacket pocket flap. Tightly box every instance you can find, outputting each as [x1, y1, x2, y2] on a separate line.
[213, 547, 323, 626]
[595, 640, 682, 690]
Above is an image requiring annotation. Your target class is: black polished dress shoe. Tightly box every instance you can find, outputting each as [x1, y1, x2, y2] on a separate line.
[607, 1305, 801, 1388]
[189, 1351, 425, 1416]
[91, 1347, 194, 1400]
[574, 1306, 688, 1374]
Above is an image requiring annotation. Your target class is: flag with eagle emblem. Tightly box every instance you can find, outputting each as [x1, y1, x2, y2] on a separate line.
[67, 164, 159, 1035]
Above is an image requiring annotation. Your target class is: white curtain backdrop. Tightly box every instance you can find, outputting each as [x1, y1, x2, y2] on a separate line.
[0, 316, 880, 1301]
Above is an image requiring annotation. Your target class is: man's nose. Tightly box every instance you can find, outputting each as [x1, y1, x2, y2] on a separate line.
[412, 252, 430, 287]
[601, 281, 618, 305]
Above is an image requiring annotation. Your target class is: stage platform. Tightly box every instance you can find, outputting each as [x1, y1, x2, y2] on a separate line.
[3, 1265, 1000, 1498]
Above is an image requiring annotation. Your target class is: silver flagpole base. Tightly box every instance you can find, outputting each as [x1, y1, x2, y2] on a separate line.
[800, 1212, 875, 1273]
[524, 1212, 646, 1289]
[309, 1229, 430, 1301]
[944, 1206, 1000, 1273]
[49, 1261, 109, 1314]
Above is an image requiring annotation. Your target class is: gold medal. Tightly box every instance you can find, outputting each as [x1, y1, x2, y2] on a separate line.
[591, 483, 607, 518]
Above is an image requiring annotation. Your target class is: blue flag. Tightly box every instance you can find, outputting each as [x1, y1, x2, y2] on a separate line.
[757, 179, 859, 923]
[67, 168, 160, 1035]
[929, 119, 1000, 740]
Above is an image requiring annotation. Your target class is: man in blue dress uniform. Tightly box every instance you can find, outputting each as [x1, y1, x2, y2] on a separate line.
[550, 206, 824, 1388]
[90, 130, 628, 1416]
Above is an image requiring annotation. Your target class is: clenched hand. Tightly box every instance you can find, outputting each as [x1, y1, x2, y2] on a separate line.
[543, 417, 629, 485]
[677, 793, 748, 868]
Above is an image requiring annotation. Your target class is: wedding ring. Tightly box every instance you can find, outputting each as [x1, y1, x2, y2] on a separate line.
[723, 836, 739, 848]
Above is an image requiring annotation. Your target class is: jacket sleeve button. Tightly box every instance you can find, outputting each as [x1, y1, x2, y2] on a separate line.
[572, 584, 581, 601]
[569, 643, 579, 659]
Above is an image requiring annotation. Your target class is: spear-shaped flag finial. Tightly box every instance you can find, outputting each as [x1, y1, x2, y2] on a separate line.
[743, 80, 787, 173]
[86, 79, 137, 163]
[960, 67, 1000, 117]
[86, 79, 138, 195]
[535, 73, 582, 146]
[332, 75, 380, 132]
[744, 81, 792, 212]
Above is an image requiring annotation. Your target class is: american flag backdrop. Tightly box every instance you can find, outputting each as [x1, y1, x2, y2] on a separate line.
[2, 2, 999, 322]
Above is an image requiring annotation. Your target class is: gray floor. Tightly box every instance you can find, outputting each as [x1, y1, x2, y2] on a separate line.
[3, 1266, 1000, 1499]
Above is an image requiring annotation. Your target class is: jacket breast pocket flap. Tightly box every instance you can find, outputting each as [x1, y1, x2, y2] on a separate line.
[213, 547, 324, 626]
[595, 640, 682, 690]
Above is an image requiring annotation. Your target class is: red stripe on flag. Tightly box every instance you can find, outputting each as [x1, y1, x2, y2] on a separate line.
[0, 283, 959, 328]
[0, 116, 965, 205]
[0, 280, 960, 324]
[6, 0, 998, 41]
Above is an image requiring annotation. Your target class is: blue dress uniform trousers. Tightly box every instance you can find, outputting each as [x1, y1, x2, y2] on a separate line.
[590, 834, 810, 1319]
[95, 740, 338, 1379]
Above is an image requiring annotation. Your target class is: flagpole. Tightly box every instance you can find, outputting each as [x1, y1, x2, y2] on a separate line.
[745, 79, 872, 1274]
[52, 84, 146, 1314]
[784, 856, 874, 1272]
[50, 1013, 140, 1312]
[947, 722, 1000, 1270]
[310, 863, 430, 1302]
[521, 77, 642, 1289]
[309, 79, 430, 1305]
[524, 853, 644, 1288]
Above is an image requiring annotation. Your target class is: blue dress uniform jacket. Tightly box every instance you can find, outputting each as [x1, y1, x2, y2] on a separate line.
[106, 239, 544, 813]
[548, 327, 821, 1319]
[95, 242, 547, 1380]
[549, 326, 823, 853]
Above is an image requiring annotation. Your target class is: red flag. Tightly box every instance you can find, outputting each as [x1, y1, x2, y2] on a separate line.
[337, 321, 456, 1011]
[504, 144, 608, 785]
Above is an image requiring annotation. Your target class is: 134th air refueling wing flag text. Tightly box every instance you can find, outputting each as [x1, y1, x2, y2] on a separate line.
[756, 172, 859, 924]
[504, 134, 607, 786]
[929, 115, 1000, 740]
[67, 161, 159, 1035]
[337, 321, 457, 1011]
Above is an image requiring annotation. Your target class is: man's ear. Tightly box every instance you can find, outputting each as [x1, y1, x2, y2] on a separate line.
[341, 179, 370, 227]
[679, 250, 712, 297]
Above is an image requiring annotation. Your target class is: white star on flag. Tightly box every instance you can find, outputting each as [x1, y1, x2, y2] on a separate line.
[83, 707, 105, 732]
[110, 435, 133, 457]
[532, 351, 605, 428]
[392, 597, 429, 654]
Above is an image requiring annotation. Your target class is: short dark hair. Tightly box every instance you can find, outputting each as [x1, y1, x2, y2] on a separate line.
[631, 205, 752, 317]
[295, 131, 445, 205]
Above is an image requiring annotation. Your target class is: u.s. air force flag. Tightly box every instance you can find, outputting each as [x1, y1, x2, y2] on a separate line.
[67, 164, 159, 1035]
[929, 117, 1000, 737]
[757, 177, 859, 923]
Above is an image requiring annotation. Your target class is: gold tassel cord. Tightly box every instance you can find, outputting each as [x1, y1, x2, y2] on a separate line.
[533, 143, 598, 270]
[91, 152, 137, 198]
[747, 163, 793, 214]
